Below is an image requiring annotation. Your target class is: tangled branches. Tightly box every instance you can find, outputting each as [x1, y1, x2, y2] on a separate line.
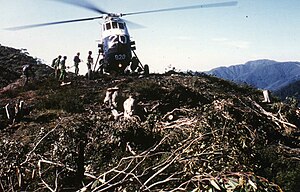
[1, 75, 299, 191]
[78, 102, 286, 191]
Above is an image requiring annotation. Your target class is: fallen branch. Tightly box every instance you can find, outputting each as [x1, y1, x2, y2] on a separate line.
[251, 100, 297, 129]
[162, 108, 192, 120]
[38, 160, 55, 192]
[20, 119, 63, 166]
[38, 159, 104, 183]
[158, 117, 197, 130]
[79, 136, 171, 192]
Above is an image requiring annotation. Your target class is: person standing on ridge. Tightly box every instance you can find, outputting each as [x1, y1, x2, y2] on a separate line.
[59, 56, 67, 81]
[87, 51, 93, 80]
[52, 55, 62, 78]
[74, 52, 81, 76]
[22, 63, 35, 86]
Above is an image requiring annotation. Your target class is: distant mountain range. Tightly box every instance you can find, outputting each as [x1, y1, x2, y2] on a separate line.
[205, 59, 300, 91]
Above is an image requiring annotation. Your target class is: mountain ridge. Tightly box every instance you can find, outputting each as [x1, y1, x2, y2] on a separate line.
[0, 45, 299, 191]
[206, 59, 300, 91]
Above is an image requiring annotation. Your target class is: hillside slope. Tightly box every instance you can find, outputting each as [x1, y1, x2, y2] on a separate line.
[0, 45, 53, 89]
[0, 46, 299, 191]
[1, 74, 299, 191]
[274, 79, 300, 101]
[206, 59, 300, 91]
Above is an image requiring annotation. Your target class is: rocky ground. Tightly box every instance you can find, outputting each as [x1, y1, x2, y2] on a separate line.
[0, 45, 299, 191]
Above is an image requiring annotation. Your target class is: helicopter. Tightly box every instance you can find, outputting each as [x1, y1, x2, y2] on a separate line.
[6, 0, 238, 75]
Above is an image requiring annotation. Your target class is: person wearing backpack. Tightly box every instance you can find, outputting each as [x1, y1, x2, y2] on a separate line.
[59, 56, 67, 81]
[52, 55, 62, 78]
[22, 64, 35, 86]
[73, 52, 81, 76]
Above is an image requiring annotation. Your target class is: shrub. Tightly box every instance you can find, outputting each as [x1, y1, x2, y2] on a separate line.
[37, 88, 84, 113]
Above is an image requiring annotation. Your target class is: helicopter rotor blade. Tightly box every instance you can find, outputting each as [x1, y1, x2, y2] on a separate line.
[122, 19, 145, 29]
[123, 1, 238, 16]
[5, 16, 104, 30]
[51, 0, 108, 14]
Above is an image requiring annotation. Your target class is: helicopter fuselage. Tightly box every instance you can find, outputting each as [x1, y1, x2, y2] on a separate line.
[100, 17, 133, 74]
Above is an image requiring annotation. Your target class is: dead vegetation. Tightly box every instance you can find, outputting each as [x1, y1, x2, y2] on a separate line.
[0, 73, 299, 192]
[0, 45, 299, 191]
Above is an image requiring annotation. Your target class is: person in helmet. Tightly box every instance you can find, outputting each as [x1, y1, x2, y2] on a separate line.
[73, 52, 81, 76]
[59, 56, 67, 81]
[87, 51, 93, 80]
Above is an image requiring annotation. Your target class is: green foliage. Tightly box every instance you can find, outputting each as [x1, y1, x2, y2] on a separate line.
[127, 80, 167, 101]
[116, 122, 160, 151]
[1, 88, 20, 98]
[36, 88, 84, 113]
[255, 146, 300, 192]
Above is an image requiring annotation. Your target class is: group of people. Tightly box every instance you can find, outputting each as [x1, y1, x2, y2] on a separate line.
[52, 51, 94, 81]
[52, 55, 68, 81]
[104, 87, 138, 120]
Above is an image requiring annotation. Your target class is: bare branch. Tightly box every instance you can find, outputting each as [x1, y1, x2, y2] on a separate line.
[21, 119, 64, 166]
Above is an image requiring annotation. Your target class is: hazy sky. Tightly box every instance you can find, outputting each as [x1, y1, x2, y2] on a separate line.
[1, 0, 299, 74]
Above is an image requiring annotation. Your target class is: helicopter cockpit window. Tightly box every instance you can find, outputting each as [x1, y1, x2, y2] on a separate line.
[112, 22, 118, 29]
[106, 23, 111, 30]
[118, 23, 124, 29]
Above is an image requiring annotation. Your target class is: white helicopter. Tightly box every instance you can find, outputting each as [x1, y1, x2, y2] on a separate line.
[7, 0, 238, 75]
